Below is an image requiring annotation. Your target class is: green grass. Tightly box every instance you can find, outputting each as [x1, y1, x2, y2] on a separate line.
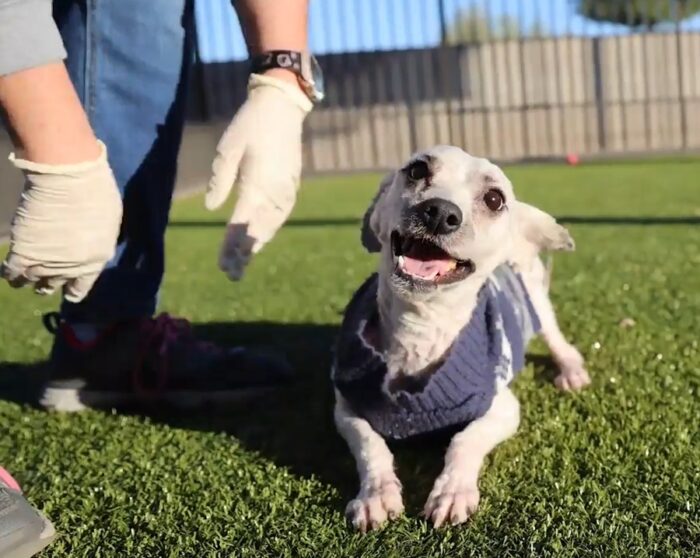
[1, 159, 699, 557]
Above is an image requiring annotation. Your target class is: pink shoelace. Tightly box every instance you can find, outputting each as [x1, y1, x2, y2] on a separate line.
[131, 313, 229, 396]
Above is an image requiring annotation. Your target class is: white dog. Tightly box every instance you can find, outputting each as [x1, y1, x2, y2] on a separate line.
[332, 146, 590, 532]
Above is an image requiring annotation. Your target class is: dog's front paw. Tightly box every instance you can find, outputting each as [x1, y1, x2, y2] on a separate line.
[345, 474, 404, 533]
[554, 354, 591, 391]
[424, 471, 480, 528]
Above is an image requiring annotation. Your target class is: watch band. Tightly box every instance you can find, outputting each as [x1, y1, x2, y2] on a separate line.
[249, 50, 325, 104]
[250, 51, 303, 75]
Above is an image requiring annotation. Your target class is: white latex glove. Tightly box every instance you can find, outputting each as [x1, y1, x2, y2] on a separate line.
[205, 73, 313, 280]
[1, 141, 123, 302]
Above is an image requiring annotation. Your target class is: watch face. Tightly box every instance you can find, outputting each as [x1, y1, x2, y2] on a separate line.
[310, 55, 325, 101]
[303, 53, 325, 103]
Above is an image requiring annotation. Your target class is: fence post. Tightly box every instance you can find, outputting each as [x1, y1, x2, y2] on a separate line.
[591, 37, 607, 152]
[674, 1, 688, 149]
[438, 0, 447, 45]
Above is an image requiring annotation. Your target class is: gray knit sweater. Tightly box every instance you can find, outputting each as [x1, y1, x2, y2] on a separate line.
[332, 264, 541, 440]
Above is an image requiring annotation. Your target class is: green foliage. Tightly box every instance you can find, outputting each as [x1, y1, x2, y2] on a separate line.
[446, 6, 545, 44]
[575, 0, 700, 28]
[1, 158, 699, 556]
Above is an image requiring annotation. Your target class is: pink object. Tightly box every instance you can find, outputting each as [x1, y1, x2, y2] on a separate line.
[132, 313, 223, 396]
[566, 153, 580, 165]
[0, 466, 22, 492]
[401, 256, 454, 279]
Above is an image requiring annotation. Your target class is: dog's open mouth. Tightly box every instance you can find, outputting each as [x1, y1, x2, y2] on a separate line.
[391, 231, 474, 286]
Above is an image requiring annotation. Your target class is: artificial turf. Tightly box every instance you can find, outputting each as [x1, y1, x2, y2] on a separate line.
[0, 158, 698, 557]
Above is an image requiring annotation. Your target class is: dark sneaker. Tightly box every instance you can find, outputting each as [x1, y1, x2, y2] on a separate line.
[39, 312, 294, 412]
[0, 467, 56, 558]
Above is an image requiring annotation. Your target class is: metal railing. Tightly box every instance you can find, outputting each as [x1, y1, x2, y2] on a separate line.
[190, 0, 700, 171]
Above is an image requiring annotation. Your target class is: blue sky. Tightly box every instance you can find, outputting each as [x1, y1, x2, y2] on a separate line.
[195, 0, 700, 62]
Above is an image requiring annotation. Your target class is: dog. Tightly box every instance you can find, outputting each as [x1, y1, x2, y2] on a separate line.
[331, 145, 590, 532]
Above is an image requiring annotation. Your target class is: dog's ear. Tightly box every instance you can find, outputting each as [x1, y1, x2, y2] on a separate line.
[361, 171, 394, 253]
[513, 201, 575, 251]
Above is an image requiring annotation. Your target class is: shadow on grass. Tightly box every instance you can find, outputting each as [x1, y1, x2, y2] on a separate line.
[0, 321, 357, 491]
[168, 215, 700, 230]
[162, 321, 358, 490]
[557, 216, 700, 225]
[527, 354, 561, 386]
[169, 218, 362, 228]
[0, 361, 48, 406]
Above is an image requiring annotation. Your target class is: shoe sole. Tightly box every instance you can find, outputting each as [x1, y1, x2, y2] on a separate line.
[40, 385, 277, 413]
[2, 514, 55, 558]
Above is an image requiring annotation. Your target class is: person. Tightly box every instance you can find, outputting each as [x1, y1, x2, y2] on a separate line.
[0, 1, 321, 555]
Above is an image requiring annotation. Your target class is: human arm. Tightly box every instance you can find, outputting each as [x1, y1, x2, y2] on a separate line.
[0, 0, 122, 301]
[204, 0, 314, 280]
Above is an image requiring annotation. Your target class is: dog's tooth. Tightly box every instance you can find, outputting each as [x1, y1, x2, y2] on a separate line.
[398, 256, 405, 269]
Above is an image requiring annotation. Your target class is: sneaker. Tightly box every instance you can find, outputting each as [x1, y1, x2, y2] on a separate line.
[39, 312, 295, 412]
[0, 467, 56, 558]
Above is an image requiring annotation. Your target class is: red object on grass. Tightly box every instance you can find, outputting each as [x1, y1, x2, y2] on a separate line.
[566, 153, 580, 165]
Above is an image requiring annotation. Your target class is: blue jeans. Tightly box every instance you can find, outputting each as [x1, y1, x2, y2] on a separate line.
[53, 0, 195, 324]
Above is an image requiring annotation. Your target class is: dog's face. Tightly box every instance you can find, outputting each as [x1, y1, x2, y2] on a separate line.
[362, 146, 570, 299]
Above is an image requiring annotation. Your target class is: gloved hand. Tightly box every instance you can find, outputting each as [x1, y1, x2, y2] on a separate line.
[1, 141, 123, 302]
[205, 73, 313, 280]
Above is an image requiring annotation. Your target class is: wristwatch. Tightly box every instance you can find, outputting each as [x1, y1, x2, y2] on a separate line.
[250, 50, 325, 103]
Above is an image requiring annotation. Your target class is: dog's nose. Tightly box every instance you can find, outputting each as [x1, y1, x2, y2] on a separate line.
[414, 198, 463, 235]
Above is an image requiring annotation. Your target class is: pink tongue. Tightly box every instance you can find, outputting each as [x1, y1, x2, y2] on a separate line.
[402, 257, 453, 278]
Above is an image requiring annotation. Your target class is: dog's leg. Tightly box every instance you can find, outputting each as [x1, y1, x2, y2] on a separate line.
[424, 388, 520, 528]
[334, 392, 404, 532]
[520, 257, 591, 391]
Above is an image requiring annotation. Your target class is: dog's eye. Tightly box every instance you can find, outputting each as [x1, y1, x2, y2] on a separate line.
[407, 160, 430, 181]
[483, 188, 505, 212]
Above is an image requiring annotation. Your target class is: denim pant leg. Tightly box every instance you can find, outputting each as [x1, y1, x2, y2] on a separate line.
[53, 0, 195, 324]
